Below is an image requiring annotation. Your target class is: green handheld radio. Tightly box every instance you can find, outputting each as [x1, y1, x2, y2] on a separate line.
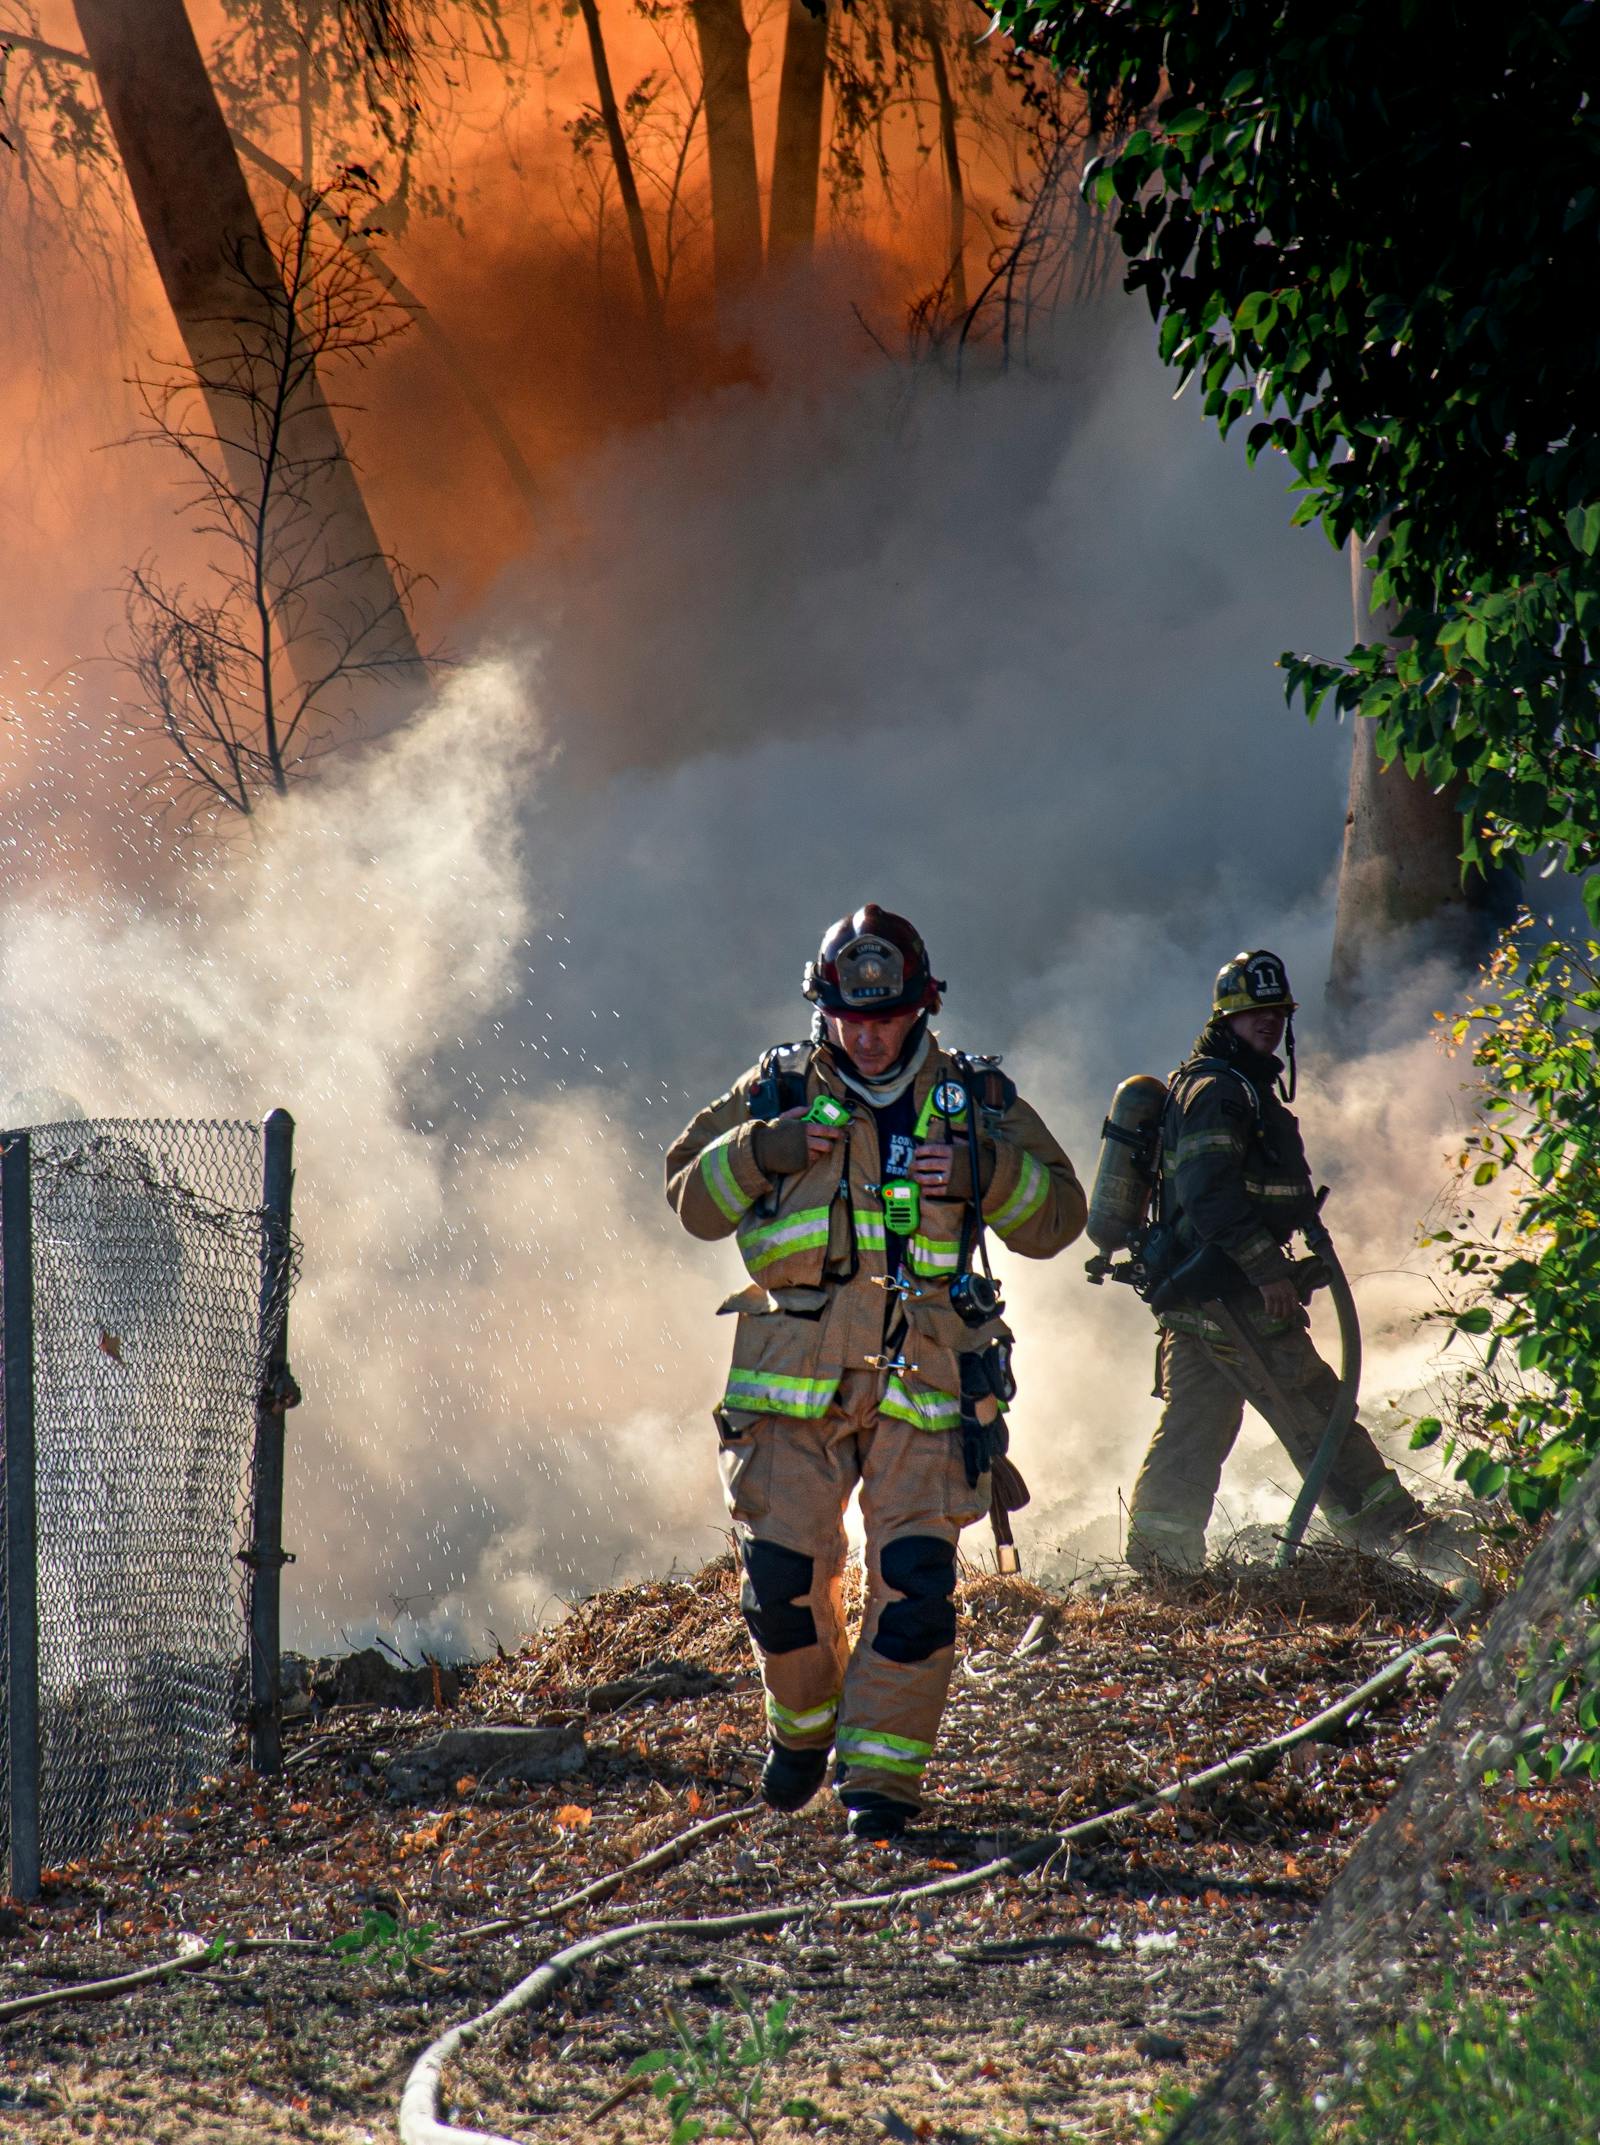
[803, 1095, 851, 1129]
[880, 1179, 921, 1234]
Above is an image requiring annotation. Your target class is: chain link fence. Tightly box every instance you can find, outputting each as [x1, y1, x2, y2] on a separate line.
[2, 1117, 294, 1888]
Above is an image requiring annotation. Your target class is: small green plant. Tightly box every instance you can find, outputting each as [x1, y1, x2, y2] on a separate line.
[1144, 2082, 1195, 2135]
[329, 1906, 439, 1981]
[628, 1990, 811, 2143]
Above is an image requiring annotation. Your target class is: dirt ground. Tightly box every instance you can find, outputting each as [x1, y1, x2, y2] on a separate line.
[0, 1551, 1473, 2144]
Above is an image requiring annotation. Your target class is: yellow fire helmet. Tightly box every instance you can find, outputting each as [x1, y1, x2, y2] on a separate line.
[1212, 949, 1298, 1017]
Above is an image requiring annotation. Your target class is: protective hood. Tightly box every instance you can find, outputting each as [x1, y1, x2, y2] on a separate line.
[823, 1019, 933, 1109]
[1190, 1015, 1294, 1104]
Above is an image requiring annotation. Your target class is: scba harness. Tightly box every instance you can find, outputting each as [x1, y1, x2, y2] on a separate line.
[744, 1040, 1022, 1518]
[743, 1041, 1015, 1249]
[1088, 1055, 1268, 1311]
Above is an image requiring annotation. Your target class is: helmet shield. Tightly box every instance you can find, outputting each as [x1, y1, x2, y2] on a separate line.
[1213, 949, 1297, 1017]
[803, 903, 943, 1019]
[832, 931, 906, 1011]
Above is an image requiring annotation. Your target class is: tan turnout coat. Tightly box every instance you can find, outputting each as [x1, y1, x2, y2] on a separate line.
[667, 1037, 1085, 1433]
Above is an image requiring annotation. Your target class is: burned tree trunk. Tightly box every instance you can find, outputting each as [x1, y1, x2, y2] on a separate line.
[576, 0, 669, 350]
[688, 0, 763, 301]
[1328, 537, 1511, 1006]
[71, 0, 424, 695]
[768, 0, 828, 262]
[922, 0, 968, 312]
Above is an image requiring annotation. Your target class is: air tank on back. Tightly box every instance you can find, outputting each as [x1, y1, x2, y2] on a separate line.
[1086, 1074, 1169, 1254]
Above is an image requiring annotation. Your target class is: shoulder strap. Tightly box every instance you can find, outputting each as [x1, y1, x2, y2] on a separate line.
[1175, 1054, 1261, 1123]
[1156, 1057, 1259, 1228]
[747, 1040, 812, 1121]
[950, 1050, 1018, 1123]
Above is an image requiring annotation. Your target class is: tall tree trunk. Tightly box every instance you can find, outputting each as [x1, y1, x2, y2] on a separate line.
[71, 0, 424, 693]
[232, 132, 541, 517]
[688, 0, 763, 302]
[1328, 535, 1511, 1007]
[767, 0, 828, 262]
[3, 28, 541, 522]
[576, 0, 669, 358]
[922, 0, 967, 312]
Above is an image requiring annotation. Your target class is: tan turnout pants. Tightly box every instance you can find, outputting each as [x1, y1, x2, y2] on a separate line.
[718, 1369, 986, 1809]
[1126, 1316, 1416, 1574]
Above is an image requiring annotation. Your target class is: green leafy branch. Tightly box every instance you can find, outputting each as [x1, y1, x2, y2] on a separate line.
[986, 0, 1600, 909]
[1404, 925, 1600, 1779]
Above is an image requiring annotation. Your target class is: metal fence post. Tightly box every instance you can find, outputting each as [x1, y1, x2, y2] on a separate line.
[247, 1110, 297, 1775]
[2, 1134, 41, 1902]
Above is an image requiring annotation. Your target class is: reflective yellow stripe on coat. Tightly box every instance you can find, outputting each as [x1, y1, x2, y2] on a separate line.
[737, 1205, 833, 1272]
[722, 1368, 840, 1419]
[988, 1150, 1050, 1239]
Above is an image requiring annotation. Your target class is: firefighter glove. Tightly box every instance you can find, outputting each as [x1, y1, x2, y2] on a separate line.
[959, 1350, 1010, 1488]
[1290, 1252, 1331, 1298]
[961, 1409, 1008, 1489]
[751, 1116, 814, 1178]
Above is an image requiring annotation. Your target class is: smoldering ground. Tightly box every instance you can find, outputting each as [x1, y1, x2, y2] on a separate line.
[0, 302, 1498, 1652]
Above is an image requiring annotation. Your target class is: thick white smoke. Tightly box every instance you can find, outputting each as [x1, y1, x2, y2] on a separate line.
[0, 304, 1518, 1651]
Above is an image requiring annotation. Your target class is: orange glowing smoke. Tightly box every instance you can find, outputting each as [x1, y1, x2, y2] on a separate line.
[0, 0, 1095, 836]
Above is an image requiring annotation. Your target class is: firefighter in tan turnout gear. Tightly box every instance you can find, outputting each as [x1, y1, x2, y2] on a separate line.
[668, 906, 1084, 1838]
[1124, 950, 1423, 1574]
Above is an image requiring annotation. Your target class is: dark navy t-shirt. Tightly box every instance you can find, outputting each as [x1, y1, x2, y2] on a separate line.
[872, 1087, 919, 1279]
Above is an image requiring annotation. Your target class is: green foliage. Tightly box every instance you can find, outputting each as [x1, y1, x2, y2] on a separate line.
[1246, 1912, 1600, 2143]
[1410, 926, 1600, 1781]
[328, 1905, 439, 1980]
[628, 1991, 808, 2144]
[1144, 2082, 1196, 2135]
[984, 0, 1600, 905]
[1421, 929, 1600, 1525]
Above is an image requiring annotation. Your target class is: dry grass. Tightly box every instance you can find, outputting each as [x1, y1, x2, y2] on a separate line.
[0, 1546, 1485, 2144]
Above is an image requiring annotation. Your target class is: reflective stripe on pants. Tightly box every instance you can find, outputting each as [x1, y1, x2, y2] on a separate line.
[718, 1368, 984, 1808]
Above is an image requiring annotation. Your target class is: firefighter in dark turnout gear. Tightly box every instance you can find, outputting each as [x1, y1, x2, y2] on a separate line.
[667, 906, 1084, 1836]
[1125, 951, 1421, 1574]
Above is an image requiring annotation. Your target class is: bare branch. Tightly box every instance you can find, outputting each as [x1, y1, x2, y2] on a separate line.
[117, 180, 435, 832]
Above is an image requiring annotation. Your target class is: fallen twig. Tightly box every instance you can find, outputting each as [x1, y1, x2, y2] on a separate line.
[0, 1803, 755, 2030]
[0, 1935, 322, 2026]
[398, 1634, 1458, 2145]
[448, 1803, 760, 1945]
[588, 2073, 652, 2122]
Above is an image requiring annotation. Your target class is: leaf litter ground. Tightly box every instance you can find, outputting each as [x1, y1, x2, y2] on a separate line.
[0, 1549, 1534, 2143]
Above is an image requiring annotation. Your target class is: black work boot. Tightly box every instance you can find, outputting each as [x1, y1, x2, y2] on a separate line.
[759, 1743, 829, 1813]
[839, 1788, 915, 1840]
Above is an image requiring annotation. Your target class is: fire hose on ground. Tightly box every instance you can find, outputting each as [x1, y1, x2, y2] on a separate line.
[397, 1632, 1459, 2145]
